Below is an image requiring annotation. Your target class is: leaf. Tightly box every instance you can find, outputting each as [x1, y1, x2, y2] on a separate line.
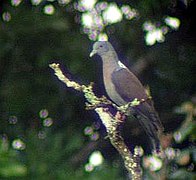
[175, 122, 196, 143]
[169, 169, 195, 179]
[0, 162, 27, 178]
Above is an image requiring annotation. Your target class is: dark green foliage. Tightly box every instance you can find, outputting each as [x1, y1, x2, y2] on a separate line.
[0, 0, 195, 179]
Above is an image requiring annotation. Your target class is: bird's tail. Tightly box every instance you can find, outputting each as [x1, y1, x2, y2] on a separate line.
[136, 111, 163, 153]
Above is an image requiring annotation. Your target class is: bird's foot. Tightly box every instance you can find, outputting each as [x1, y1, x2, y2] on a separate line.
[115, 111, 126, 123]
[85, 96, 114, 110]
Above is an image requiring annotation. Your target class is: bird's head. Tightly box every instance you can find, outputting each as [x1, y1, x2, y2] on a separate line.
[90, 41, 114, 57]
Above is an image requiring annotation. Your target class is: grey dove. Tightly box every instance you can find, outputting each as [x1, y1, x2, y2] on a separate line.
[90, 41, 164, 151]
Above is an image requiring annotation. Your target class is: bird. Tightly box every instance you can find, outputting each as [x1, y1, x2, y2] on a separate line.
[90, 41, 164, 152]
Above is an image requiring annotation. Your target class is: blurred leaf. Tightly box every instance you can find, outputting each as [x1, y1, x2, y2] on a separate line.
[190, 123, 196, 141]
[0, 0, 196, 179]
[0, 163, 27, 178]
[175, 149, 190, 165]
[191, 148, 196, 163]
[169, 169, 195, 180]
[0, 140, 27, 178]
[176, 122, 196, 143]
[66, 133, 84, 153]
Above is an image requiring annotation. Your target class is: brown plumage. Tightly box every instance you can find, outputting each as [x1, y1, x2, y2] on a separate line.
[90, 41, 163, 151]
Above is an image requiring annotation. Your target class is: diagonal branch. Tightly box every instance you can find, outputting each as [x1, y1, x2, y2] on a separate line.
[49, 63, 143, 179]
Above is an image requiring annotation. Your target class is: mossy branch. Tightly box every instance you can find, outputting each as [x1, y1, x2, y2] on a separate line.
[49, 63, 142, 179]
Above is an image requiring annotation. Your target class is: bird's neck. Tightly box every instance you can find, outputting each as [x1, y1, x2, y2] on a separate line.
[101, 52, 119, 92]
[101, 51, 119, 70]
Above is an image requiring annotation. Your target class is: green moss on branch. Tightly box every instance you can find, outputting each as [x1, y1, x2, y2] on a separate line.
[49, 63, 143, 180]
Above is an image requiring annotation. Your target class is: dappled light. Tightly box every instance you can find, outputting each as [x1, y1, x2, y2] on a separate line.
[85, 151, 104, 172]
[31, 0, 42, 6]
[88, 151, 104, 166]
[8, 116, 18, 124]
[165, 16, 180, 30]
[165, 147, 176, 160]
[143, 16, 180, 46]
[143, 156, 163, 171]
[79, 0, 97, 10]
[84, 124, 100, 141]
[2, 12, 11, 22]
[98, 33, 108, 41]
[39, 109, 49, 118]
[173, 131, 182, 142]
[102, 3, 123, 24]
[11, 0, 22, 7]
[0, 0, 195, 179]
[78, 2, 138, 41]
[43, 117, 53, 127]
[43, 4, 55, 15]
[12, 139, 26, 150]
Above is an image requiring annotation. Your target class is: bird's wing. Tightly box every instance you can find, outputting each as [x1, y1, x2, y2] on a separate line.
[111, 67, 163, 126]
[111, 67, 148, 102]
[112, 67, 164, 148]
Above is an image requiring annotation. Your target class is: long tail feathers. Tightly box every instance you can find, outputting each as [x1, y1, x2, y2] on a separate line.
[136, 112, 163, 153]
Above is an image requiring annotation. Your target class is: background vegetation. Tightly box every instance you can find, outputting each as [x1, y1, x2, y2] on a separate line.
[0, 0, 195, 179]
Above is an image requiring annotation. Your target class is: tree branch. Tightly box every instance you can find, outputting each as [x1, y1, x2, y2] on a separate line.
[49, 63, 143, 179]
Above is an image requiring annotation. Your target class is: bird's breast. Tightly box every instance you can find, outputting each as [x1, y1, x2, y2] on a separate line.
[103, 63, 127, 106]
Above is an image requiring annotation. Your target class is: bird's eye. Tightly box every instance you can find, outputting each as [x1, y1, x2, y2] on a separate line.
[100, 45, 103, 48]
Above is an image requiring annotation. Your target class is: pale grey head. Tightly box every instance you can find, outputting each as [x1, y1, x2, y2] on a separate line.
[90, 41, 115, 57]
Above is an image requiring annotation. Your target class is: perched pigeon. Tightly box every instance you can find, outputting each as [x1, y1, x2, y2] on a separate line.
[90, 41, 164, 151]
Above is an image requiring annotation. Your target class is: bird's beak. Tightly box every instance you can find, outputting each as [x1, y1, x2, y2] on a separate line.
[89, 50, 97, 57]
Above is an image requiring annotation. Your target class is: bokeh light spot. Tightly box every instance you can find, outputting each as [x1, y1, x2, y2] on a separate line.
[81, 12, 94, 28]
[143, 156, 162, 171]
[173, 131, 182, 143]
[44, 4, 55, 15]
[11, 0, 22, 6]
[31, 0, 42, 6]
[165, 16, 180, 30]
[2, 12, 11, 22]
[98, 33, 108, 41]
[90, 132, 99, 141]
[84, 126, 93, 135]
[165, 147, 176, 159]
[121, 5, 138, 20]
[80, 0, 97, 11]
[12, 139, 26, 150]
[155, 29, 165, 42]
[38, 131, 46, 139]
[95, 2, 108, 12]
[89, 31, 97, 41]
[145, 29, 165, 46]
[134, 146, 144, 157]
[161, 26, 169, 34]
[143, 22, 155, 31]
[102, 3, 123, 24]
[84, 163, 94, 172]
[39, 109, 49, 118]
[8, 115, 18, 124]
[43, 117, 53, 127]
[145, 31, 156, 46]
[178, 153, 190, 165]
[89, 151, 104, 166]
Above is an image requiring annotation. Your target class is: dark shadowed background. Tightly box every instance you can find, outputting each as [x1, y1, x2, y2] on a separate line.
[0, 0, 195, 179]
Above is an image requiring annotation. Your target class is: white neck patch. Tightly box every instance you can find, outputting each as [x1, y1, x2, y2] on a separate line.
[118, 61, 127, 69]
